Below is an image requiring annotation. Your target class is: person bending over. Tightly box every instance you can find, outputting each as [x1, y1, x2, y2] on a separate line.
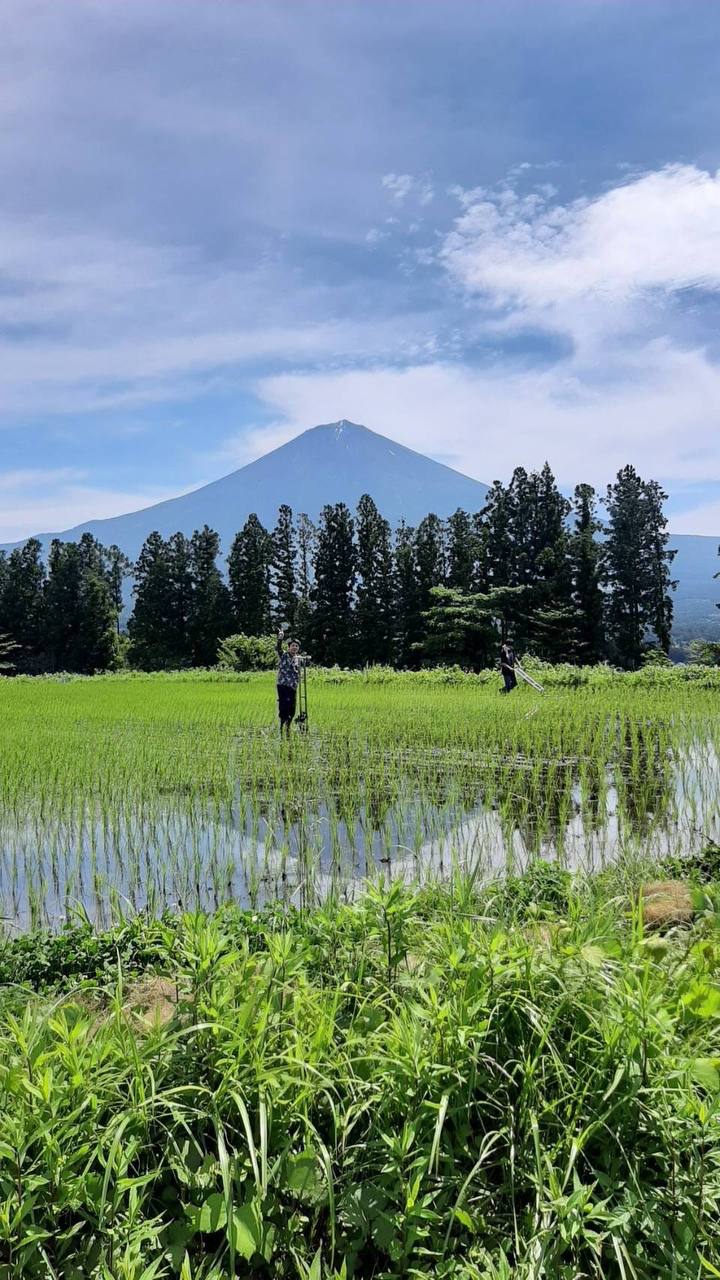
[276, 630, 301, 736]
[500, 640, 517, 693]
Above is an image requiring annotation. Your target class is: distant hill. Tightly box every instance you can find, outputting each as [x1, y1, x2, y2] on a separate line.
[2, 419, 718, 639]
[668, 534, 719, 642]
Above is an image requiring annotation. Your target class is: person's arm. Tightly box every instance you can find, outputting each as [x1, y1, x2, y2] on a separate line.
[277, 631, 284, 660]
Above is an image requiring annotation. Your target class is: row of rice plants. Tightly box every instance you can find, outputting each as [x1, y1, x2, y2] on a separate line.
[0, 672, 718, 928]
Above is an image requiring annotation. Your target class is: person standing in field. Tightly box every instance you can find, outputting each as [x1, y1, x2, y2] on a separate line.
[500, 640, 517, 693]
[276, 630, 301, 736]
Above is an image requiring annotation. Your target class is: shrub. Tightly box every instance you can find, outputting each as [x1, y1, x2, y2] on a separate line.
[217, 632, 277, 671]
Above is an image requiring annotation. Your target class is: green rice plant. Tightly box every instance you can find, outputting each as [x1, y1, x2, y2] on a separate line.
[0, 667, 719, 926]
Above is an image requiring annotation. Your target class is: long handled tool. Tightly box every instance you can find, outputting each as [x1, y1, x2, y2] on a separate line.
[296, 653, 310, 731]
[514, 663, 545, 693]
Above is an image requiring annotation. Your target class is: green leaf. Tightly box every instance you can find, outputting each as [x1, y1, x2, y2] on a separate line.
[166, 1220, 195, 1270]
[691, 1058, 720, 1093]
[188, 1192, 226, 1234]
[230, 1201, 263, 1261]
[580, 944, 606, 968]
[682, 981, 720, 1018]
[286, 1148, 326, 1204]
[453, 1207, 474, 1232]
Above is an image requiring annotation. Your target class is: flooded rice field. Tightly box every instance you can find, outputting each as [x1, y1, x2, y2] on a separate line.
[1, 671, 719, 929]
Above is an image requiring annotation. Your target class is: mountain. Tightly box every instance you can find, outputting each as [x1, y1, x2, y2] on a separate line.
[668, 535, 719, 642]
[2, 419, 718, 639]
[1, 421, 488, 563]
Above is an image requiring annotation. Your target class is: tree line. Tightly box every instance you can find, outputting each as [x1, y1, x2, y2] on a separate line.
[0, 462, 682, 674]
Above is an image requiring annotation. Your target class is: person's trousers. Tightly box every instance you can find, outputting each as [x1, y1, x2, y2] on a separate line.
[277, 683, 297, 724]
[503, 670, 517, 692]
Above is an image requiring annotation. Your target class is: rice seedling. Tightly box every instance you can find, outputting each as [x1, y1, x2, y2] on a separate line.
[0, 665, 719, 928]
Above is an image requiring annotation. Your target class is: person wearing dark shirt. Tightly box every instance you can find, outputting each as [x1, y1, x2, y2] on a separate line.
[276, 631, 301, 736]
[500, 640, 517, 693]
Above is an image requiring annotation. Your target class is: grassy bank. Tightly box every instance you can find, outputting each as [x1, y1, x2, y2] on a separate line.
[1, 870, 720, 1278]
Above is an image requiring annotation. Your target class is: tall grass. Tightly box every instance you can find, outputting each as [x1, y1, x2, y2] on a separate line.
[0, 875, 719, 1277]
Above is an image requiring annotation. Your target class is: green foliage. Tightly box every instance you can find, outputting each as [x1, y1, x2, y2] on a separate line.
[604, 466, 677, 667]
[689, 639, 720, 666]
[355, 494, 394, 666]
[44, 534, 119, 673]
[641, 645, 673, 668]
[0, 882, 719, 1275]
[0, 538, 46, 671]
[0, 633, 19, 675]
[0, 914, 177, 989]
[311, 503, 356, 666]
[272, 504, 299, 632]
[217, 632, 278, 671]
[227, 513, 273, 637]
[491, 857, 573, 919]
[3, 466, 711, 677]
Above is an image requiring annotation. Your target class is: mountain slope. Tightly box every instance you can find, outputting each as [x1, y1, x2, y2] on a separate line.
[2, 419, 718, 638]
[2, 421, 488, 562]
[669, 534, 719, 641]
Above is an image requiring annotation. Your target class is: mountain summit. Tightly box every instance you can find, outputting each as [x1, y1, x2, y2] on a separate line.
[3, 421, 489, 561]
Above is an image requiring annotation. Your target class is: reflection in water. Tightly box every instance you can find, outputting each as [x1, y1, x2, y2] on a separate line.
[1, 728, 718, 931]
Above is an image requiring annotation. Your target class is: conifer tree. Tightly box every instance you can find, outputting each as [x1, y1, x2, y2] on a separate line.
[294, 513, 316, 648]
[311, 503, 356, 665]
[604, 466, 676, 667]
[0, 538, 46, 669]
[570, 484, 605, 663]
[470, 512, 489, 593]
[0, 631, 19, 674]
[103, 545, 132, 635]
[165, 532, 194, 665]
[188, 526, 233, 666]
[271, 504, 298, 631]
[421, 584, 527, 668]
[393, 520, 421, 667]
[128, 532, 175, 669]
[44, 535, 117, 672]
[446, 509, 477, 594]
[414, 514, 446, 611]
[481, 482, 514, 590]
[355, 494, 394, 665]
[529, 465, 574, 660]
[227, 514, 272, 636]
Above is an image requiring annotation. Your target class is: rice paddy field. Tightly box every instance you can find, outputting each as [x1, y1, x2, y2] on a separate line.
[0, 665, 719, 930]
[1, 666, 720, 1278]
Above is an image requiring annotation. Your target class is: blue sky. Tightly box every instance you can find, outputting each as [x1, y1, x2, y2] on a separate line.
[1, 0, 720, 540]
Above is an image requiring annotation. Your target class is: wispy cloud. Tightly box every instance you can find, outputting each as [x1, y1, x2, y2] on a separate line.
[441, 165, 720, 342]
[382, 173, 434, 207]
[0, 213, 446, 417]
[0, 467, 177, 543]
[242, 337, 720, 508]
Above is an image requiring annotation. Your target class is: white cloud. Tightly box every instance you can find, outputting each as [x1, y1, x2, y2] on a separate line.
[0, 468, 176, 542]
[0, 213, 445, 416]
[242, 343, 720, 504]
[382, 172, 434, 207]
[441, 165, 720, 337]
[669, 501, 720, 537]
